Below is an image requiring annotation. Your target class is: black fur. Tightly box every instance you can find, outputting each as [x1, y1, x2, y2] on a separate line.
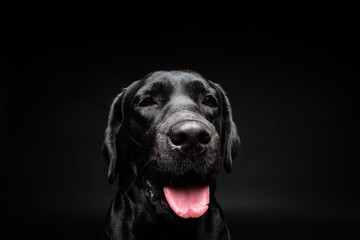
[102, 70, 240, 240]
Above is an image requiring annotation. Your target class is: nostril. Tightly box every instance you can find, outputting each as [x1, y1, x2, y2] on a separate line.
[199, 131, 211, 144]
[170, 131, 187, 146]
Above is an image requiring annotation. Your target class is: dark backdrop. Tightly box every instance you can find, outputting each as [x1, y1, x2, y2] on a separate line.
[2, 4, 359, 240]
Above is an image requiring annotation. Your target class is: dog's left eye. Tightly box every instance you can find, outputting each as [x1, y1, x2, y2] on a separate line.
[203, 95, 218, 108]
[138, 97, 157, 107]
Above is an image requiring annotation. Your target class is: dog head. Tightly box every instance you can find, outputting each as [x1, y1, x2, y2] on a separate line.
[102, 70, 240, 219]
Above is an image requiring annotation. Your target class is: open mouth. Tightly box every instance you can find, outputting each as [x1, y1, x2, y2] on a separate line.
[162, 174, 210, 219]
[145, 173, 211, 219]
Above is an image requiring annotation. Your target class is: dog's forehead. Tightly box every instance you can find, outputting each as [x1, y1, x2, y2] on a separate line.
[137, 71, 214, 95]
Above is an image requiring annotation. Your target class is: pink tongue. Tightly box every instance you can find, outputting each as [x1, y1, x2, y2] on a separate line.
[163, 184, 209, 219]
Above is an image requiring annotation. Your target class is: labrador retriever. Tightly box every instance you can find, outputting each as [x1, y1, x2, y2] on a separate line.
[102, 70, 240, 240]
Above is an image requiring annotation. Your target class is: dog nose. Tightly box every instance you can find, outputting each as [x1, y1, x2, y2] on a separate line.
[169, 121, 212, 155]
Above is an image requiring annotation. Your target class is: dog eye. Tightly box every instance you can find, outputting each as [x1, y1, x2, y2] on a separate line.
[203, 95, 218, 108]
[138, 97, 157, 107]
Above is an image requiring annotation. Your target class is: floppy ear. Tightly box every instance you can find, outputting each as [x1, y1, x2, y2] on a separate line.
[102, 90, 126, 184]
[210, 81, 241, 173]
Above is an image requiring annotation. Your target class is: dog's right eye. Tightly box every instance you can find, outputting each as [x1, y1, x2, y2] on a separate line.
[138, 97, 157, 107]
[203, 95, 218, 108]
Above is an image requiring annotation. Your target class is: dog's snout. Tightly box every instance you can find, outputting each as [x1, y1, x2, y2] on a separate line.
[169, 121, 211, 155]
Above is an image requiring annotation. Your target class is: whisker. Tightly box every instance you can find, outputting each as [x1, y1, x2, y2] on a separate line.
[212, 118, 216, 125]
[127, 133, 152, 149]
[141, 158, 155, 172]
[122, 174, 137, 197]
[123, 158, 154, 197]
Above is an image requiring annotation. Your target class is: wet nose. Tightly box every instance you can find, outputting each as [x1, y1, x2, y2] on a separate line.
[169, 120, 212, 155]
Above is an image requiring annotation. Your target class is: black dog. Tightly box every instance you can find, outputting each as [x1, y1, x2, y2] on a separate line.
[102, 70, 240, 240]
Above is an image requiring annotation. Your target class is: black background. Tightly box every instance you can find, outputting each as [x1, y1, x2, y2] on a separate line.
[2, 3, 359, 240]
